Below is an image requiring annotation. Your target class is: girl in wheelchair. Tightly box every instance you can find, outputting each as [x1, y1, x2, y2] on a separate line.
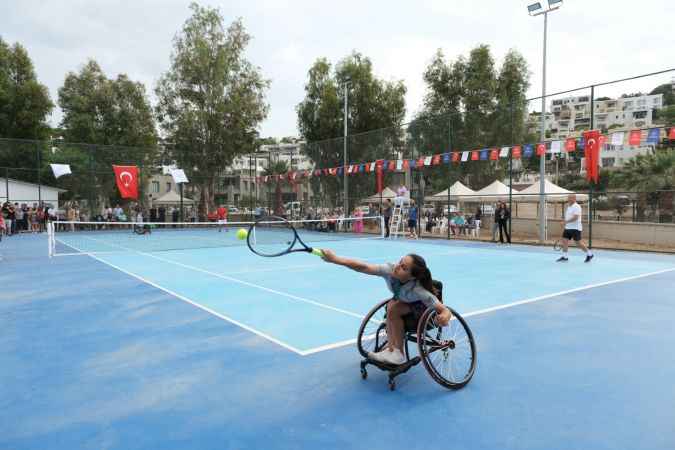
[320, 249, 451, 366]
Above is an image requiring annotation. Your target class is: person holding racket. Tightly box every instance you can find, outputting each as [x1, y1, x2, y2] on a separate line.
[557, 193, 593, 263]
[245, 216, 451, 366]
[321, 249, 451, 365]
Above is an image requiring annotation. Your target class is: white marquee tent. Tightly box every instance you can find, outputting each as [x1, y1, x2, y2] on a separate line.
[426, 181, 477, 202]
[512, 179, 588, 202]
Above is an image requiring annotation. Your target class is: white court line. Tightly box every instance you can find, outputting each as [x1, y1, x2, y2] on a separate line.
[298, 266, 675, 355]
[54, 239, 307, 355]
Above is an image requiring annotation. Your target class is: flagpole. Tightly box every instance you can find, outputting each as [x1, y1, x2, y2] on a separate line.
[589, 84, 595, 248]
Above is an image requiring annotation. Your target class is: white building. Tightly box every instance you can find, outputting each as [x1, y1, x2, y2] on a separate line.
[1, 178, 65, 208]
[549, 93, 663, 138]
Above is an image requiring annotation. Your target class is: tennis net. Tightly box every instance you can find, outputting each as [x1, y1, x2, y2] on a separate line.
[48, 216, 385, 256]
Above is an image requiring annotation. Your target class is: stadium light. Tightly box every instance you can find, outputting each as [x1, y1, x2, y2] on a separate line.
[528, 0, 563, 242]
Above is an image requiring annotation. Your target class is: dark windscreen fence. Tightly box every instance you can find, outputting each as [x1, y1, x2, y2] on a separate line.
[4, 69, 675, 253]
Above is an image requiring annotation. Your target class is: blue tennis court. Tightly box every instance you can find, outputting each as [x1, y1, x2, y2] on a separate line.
[2, 230, 675, 450]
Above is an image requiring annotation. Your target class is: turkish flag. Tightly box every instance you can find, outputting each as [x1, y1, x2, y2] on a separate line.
[583, 130, 601, 184]
[536, 143, 546, 156]
[565, 138, 576, 152]
[113, 165, 139, 199]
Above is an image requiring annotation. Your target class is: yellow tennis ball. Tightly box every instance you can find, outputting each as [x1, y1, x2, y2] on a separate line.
[236, 228, 248, 240]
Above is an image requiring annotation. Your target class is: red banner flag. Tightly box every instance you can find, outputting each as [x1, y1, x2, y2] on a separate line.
[490, 149, 499, 160]
[628, 130, 641, 145]
[403, 159, 410, 169]
[536, 143, 546, 156]
[471, 151, 479, 161]
[388, 160, 396, 171]
[565, 138, 576, 152]
[669, 128, 675, 140]
[512, 146, 522, 159]
[375, 160, 384, 193]
[584, 130, 600, 184]
[112, 165, 139, 199]
[417, 157, 425, 167]
[451, 152, 459, 163]
[432, 154, 441, 165]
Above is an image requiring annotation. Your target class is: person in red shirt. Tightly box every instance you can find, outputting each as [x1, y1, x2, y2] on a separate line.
[217, 205, 228, 232]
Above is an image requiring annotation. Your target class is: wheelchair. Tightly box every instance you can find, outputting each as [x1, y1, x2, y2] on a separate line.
[357, 280, 477, 391]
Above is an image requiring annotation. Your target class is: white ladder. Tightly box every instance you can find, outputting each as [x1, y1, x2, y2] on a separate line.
[389, 202, 409, 239]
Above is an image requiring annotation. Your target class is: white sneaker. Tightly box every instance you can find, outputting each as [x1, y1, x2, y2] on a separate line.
[368, 349, 390, 363]
[379, 349, 406, 365]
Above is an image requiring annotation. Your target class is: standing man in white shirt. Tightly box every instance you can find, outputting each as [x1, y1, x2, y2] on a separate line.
[557, 193, 594, 263]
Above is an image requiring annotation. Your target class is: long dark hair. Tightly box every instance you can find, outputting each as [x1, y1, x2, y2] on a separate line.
[408, 254, 438, 298]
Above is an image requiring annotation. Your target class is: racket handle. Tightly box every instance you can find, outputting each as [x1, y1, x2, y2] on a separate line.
[311, 248, 324, 257]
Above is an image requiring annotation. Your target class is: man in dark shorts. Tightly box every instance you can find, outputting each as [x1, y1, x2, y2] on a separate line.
[557, 193, 593, 263]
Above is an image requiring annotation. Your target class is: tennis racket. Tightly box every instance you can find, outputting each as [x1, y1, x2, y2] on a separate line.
[247, 216, 324, 258]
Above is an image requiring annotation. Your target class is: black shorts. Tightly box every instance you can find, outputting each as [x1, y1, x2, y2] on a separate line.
[407, 219, 416, 228]
[562, 229, 582, 241]
[402, 301, 428, 331]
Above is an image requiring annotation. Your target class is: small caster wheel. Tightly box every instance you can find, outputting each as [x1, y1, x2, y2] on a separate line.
[388, 379, 396, 391]
[360, 368, 368, 379]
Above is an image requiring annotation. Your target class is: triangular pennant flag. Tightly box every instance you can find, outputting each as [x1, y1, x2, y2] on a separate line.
[536, 143, 546, 156]
[388, 160, 396, 171]
[490, 149, 499, 160]
[550, 140, 561, 153]
[611, 132, 624, 146]
[499, 147, 509, 158]
[628, 129, 642, 145]
[396, 160, 403, 170]
[403, 159, 410, 169]
[442, 153, 450, 164]
[424, 156, 432, 166]
[461, 151, 469, 162]
[523, 144, 534, 158]
[50, 163, 72, 179]
[451, 152, 459, 163]
[512, 146, 522, 159]
[669, 127, 675, 140]
[432, 154, 441, 165]
[565, 138, 576, 152]
[410, 159, 418, 169]
[471, 151, 479, 161]
[369, 162, 375, 172]
[647, 128, 660, 144]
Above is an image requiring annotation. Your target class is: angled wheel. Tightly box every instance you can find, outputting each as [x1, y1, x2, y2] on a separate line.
[357, 299, 390, 358]
[417, 307, 476, 389]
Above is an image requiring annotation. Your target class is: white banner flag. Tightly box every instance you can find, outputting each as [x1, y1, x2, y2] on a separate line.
[396, 160, 403, 170]
[461, 151, 469, 162]
[550, 140, 561, 153]
[50, 164, 72, 178]
[611, 132, 624, 146]
[500, 147, 509, 158]
[369, 162, 375, 172]
[170, 168, 189, 184]
[424, 156, 432, 166]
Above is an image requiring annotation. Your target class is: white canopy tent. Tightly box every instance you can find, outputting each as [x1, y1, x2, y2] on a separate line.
[472, 180, 514, 202]
[152, 190, 195, 205]
[425, 181, 477, 202]
[512, 179, 588, 202]
[363, 187, 398, 203]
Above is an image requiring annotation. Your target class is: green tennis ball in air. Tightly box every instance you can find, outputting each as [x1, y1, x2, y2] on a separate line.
[237, 228, 248, 240]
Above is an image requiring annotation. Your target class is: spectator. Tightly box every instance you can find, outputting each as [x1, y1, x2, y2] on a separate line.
[474, 206, 482, 238]
[496, 201, 511, 244]
[383, 199, 392, 237]
[395, 184, 409, 207]
[407, 200, 418, 239]
[491, 202, 500, 242]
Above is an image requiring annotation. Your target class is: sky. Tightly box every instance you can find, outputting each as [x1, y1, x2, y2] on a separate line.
[2, 0, 673, 139]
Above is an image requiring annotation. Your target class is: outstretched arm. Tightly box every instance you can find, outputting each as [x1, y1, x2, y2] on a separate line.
[320, 249, 381, 276]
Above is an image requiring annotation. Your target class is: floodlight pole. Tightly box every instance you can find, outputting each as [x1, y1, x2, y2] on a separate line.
[343, 80, 350, 216]
[530, 2, 561, 243]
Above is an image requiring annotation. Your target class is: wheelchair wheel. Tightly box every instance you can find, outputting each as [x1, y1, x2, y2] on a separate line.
[417, 307, 476, 389]
[356, 299, 389, 358]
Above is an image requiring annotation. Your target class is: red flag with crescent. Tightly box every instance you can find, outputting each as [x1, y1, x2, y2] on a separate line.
[113, 165, 139, 199]
[583, 130, 600, 184]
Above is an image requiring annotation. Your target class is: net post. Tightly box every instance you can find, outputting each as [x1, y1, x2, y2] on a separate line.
[379, 215, 385, 238]
[47, 221, 53, 257]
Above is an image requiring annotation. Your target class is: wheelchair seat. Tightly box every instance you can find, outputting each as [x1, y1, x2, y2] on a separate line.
[402, 280, 443, 332]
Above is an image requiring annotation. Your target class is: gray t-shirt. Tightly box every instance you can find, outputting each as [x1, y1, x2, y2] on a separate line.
[375, 263, 440, 308]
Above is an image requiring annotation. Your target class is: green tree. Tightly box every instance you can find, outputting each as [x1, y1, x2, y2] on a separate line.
[650, 84, 675, 106]
[156, 4, 269, 218]
[296, 53, 406, 206]
[0, 39, 54, 140]
[57, 59, 157, 209]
